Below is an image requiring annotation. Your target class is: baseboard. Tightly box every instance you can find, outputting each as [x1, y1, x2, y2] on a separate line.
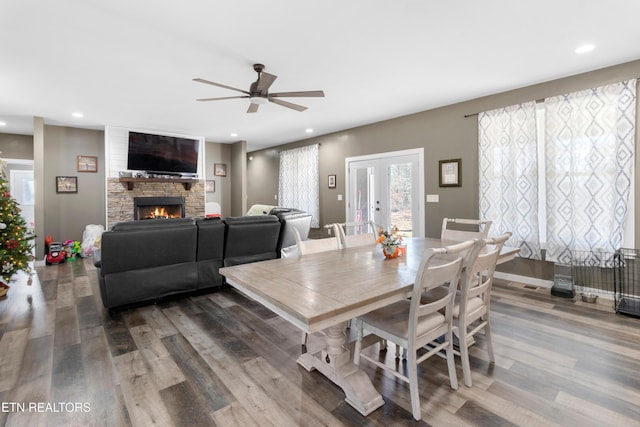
[494, 271, 554, 288]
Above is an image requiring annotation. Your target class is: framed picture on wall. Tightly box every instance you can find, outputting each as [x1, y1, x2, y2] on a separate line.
[214, 163, 227, 177]
[56, 176, 78, 193]
[328, 174, 336, 188]
[205, 180, 215, 193]
[439, 159, 461, 187]
[77, 155, 98, 172]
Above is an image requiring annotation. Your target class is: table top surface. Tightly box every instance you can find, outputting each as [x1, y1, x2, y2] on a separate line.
[220, 237, 519, 333]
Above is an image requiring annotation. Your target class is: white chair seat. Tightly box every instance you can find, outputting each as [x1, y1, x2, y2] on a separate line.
[452, 296, 483, 318]
[359, 300, 446, 341]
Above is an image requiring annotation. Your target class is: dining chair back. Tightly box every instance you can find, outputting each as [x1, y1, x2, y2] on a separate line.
[332, 221, 377, 249]
[292, 227, 340, 256]
[353, 238, 482, 421]
[454, 231, 511, 387]
[292, 227, 341, 346]
[441, 218, 492, 242]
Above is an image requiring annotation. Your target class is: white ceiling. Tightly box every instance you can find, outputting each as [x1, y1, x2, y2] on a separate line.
[2, 0, 640, 152]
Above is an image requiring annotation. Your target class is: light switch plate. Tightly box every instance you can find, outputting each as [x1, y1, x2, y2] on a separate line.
[426, 194, 439, 203]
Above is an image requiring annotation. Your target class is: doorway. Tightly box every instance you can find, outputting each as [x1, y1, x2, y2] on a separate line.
[345, 148, 424, 237]
[8, 163, 35, 233]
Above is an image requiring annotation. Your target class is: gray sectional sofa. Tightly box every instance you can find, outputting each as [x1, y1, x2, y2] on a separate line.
[94, 209, 312, 309]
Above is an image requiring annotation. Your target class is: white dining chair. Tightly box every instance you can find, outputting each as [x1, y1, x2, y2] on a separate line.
[452, 231, 510, 387]
[353, 238, 481, 421]
[332, 221, 377, 249]
[441, 218, 492, 242]
[293, 228, 341, 346]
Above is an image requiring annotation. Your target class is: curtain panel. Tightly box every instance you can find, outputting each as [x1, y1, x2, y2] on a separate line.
[479, 102, 541, 259]
[278, 144, 320, 228]
[544, 80, 636, 263]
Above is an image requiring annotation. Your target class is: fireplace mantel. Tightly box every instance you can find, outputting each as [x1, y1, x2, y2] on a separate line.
[119, 177, 198, 191]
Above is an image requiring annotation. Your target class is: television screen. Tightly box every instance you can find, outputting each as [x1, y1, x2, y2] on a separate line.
[127, 131, 199, 175]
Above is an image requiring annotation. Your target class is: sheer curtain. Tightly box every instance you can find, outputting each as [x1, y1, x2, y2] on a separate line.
[545, 80, 636, 263]
[279, 144, 320, 227]
[479, 102, 541, 259]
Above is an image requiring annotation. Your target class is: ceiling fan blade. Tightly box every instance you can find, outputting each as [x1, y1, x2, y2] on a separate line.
[193, 78, 250, 95]
[256, 72, 277, 93]
[269, 97, 308, 112]
[196, 96, 249, 101]
[270, 90, 325, 98]
[247, 103, 260, 113]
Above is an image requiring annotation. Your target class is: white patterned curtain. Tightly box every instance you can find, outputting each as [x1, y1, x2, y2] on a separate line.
[479, 102, 541, 259]
[279, 144, 320, 227]
[545, 80, 636, 263]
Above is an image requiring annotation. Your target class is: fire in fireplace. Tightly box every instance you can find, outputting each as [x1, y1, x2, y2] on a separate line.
[133, 197, 186, 220]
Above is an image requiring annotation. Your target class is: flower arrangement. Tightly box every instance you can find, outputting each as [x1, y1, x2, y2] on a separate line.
[376, 225, 403, 258]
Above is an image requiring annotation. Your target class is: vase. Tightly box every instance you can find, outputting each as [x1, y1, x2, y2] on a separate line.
[382, 246, 399, 259]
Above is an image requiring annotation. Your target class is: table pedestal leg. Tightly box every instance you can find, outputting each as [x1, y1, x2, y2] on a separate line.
[297, 322, 384, 416]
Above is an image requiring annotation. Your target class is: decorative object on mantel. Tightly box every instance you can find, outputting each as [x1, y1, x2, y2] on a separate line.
[56, 176, 78, 193]
[439, 158, 461, 187]
[376, 224, 404, 259]
[328, 174, 336, 189]
[77, 155, 98, 172]
[0, 161, 36, 297]
[214, 163, 227, 177]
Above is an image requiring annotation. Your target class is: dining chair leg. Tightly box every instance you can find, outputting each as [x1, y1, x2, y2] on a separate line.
[484, 318, 495, 365]
[459, 331, 473, 387]
[407, 350, 422, 421]
[445, 329, 459, 390]
[301, 331, 308, 347]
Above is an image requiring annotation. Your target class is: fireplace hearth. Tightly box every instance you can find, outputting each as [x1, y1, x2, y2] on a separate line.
[134, 196, 186, 220]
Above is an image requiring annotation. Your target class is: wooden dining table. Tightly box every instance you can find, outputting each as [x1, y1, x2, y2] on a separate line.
[220, 237, 519, 416]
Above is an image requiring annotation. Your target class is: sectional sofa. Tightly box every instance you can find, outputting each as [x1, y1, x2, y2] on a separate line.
[94, 209, 312, 309]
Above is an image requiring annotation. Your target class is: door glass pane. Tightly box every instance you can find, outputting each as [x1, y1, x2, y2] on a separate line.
[388, 162, 413, 237]
[353, 166, 373, 231]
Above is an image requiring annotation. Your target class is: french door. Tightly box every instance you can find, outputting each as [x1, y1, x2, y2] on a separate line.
[346, 149, 424, 237]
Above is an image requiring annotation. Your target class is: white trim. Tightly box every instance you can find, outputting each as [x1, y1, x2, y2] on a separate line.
[494, 271, 554, 288]
[345, 148, 425, 237]
[2, 158, 34, 166]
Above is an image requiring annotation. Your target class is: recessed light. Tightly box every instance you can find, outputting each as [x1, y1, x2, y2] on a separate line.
[230, 132, 238, 137]
[72, 112, 84, 118]
[575, 44, 595, 54]
[0, 121, 6, 127]
[305, 128, 314, 134]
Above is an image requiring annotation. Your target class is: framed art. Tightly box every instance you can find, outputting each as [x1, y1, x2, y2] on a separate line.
[77, 155, 98, 172]
[56, 176, 78, 193]
[328, 174, 336, 188]
[439, 159, 461, 187]
[205, 180, 215, 193]
[214, 163, 227, 177]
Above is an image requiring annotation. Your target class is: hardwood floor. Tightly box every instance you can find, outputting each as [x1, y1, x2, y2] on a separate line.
[0, 258, 639, 426]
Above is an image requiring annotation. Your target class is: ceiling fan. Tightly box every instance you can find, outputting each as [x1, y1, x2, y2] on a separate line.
[193, 63, 324, 113]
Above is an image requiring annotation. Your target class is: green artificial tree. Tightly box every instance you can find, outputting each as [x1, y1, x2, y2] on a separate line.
[0, 164, 35, 297]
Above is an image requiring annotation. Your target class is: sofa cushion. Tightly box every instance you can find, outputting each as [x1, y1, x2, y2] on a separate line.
[223, 215, 281, 266]
[100, 222, 197, 275]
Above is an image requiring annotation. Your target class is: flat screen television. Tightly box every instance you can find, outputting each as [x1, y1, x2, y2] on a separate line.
[127, 131, 200, 175]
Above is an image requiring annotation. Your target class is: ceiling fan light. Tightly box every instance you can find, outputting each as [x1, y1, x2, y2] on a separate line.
[249, 96, 268, 105]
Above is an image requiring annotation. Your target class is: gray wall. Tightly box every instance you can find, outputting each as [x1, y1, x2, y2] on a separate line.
[247, 59, 640, 245]
[204, 140, 232, 218]
[230, 140, 247, 216]
[0, 133, 33, 159]
[42, 125, 105, 252]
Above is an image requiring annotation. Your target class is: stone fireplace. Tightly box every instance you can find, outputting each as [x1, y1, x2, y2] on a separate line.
[134, 196, 185, 220]
[106, 178, 204, 227]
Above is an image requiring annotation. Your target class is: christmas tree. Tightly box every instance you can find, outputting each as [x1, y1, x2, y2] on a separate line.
[0, 161, 35, 297]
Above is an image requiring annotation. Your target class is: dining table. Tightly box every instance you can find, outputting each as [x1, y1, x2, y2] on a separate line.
[219, 237, 519, 416]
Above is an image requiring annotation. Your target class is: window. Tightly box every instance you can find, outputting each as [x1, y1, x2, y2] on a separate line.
[479, 80, 636, 262]
[278, 144, 320, 227]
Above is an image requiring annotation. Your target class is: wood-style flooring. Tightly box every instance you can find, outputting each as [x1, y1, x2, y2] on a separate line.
[0, 258, 639, 426]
